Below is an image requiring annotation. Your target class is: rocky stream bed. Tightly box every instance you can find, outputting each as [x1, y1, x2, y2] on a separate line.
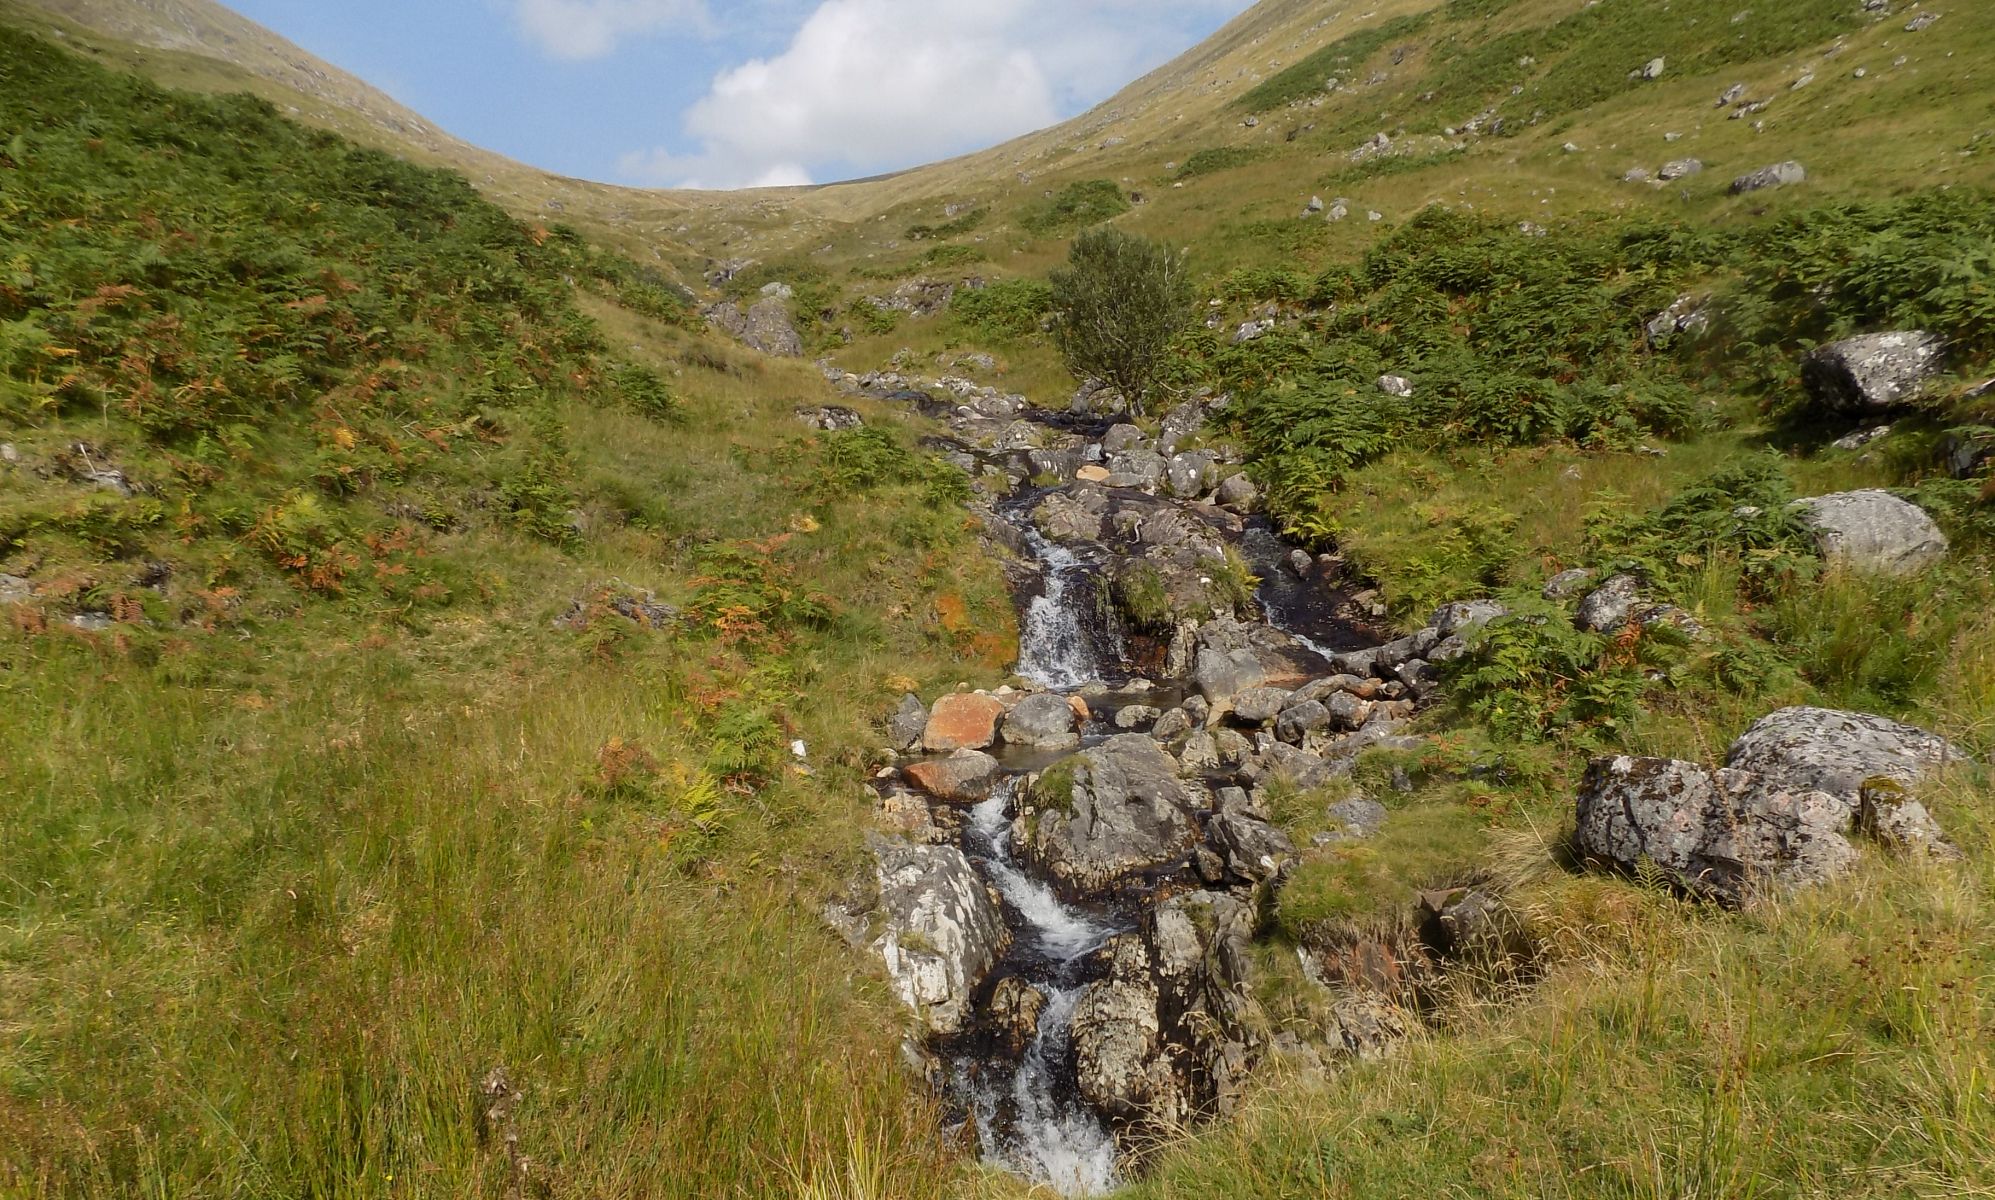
[810, 366, 1979, 1195]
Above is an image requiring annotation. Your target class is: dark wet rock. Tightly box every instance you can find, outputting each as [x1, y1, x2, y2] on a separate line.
[1072, 890, 1261, 1133]
[1017, 735, 1199, 896]
[987, 977, 1048, 1056]
[1801, 332, 1946, 414]
[903, 750, 1001, 803]
[1791, 490, 1948, 575]
[867, 836, 1010, 1034]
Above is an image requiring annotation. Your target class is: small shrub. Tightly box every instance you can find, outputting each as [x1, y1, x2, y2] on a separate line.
[1049, 229, 1197, 414]
[951, 279, 1054, 342]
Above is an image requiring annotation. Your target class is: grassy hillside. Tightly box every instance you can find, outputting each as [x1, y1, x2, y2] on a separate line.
[3, 1, 1993, 1197]
[0, 25, 1016, 1197]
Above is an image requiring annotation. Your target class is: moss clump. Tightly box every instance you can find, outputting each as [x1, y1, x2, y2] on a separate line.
[1033, 757, 1083, 814]
[1115, 562, 1176, 631]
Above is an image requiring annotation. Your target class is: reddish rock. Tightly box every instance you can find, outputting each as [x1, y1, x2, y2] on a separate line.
[923, 693, 1005, 752]
[903, 750, 1000, 802]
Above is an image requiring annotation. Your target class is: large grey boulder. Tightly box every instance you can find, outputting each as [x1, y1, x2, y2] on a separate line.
[1801, 332, 1946, 414]
[1166, 451, 1220, 499]
[1730, 161, 1807, 194]
[1573, 756, 1858, 904]
[1215, 473, 1260, 512]
[1002, 692, 1081, 749]
[1208, 791, 1296, 881]
[1017, 735, 1199, 896]
[1101, 423, 1146, 454]
[869, 838, 1010, 1034]
[1106, 448, 1169, 491]
[1431, 600, 1508, 638]
[1725, 706, 1970, 812]
[703, 294, 803, 357]
[1791, 490, 1948, 575]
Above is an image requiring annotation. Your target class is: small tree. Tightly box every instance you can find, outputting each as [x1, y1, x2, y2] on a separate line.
[1050, 228, 1195, 415]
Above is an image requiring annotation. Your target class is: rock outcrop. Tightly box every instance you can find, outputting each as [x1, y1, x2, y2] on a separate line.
[868, 837, 1010, 1034]
[1016, 735, 1200, 896]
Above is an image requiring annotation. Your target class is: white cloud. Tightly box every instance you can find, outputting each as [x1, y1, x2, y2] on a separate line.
[513, 0, 709, 61]
[617, 0, 1245, 189]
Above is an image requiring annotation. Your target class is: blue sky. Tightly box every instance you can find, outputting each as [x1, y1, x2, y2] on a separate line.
[226, 0, 1253, 189]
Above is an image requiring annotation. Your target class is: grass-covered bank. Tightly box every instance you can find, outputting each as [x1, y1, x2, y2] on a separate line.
[0, 24, 1016, 1197]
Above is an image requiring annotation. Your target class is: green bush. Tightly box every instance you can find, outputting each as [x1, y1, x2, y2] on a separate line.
[1019, 179, 1132, 236]
[1177, 146, 1267, 179]
[1049, 229, 1197, 414]
[951, 279, 1054, 341]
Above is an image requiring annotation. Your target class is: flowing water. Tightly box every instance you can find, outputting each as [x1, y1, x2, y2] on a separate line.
[1015, 525, 1105, 691]
[956, 786, 1123, 1194]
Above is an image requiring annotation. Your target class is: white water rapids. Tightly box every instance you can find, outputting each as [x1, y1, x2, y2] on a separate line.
[1015, 527, 1098, 690]
[961, 788, 1121, 1195]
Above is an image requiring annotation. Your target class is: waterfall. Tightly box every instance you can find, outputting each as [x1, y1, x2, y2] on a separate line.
[1015, 527, 1101, 689]
[957, 788, 1122, 1196]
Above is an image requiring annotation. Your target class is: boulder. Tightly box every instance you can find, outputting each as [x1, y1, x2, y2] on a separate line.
[1072, 891, 1260, 1130]
[869, 837, 1010, 1034]
[923, 693, 1006, 753]
[1115, 704, 1163, 731]
[1573, 756, 1858, 905]
[1231, 686, 1293, 725]
[1106, 448, 1169, 490]
[903, 750, 1001, 803]
[987, 976, 1049, 1056]
[1730, 161, 1807, 194]
[1801, 332, 1946, 414]
[1791, 490, 1948, 575]
[888, 693, 929, 752]
[1002, 692, 1081, 748]
[1275, 700, 1332, 744]
[1576, 573, 1644, 632]
[1658, 158, 1704, 180]
[1325, 795, 1389, 839]
[1101, 423, 1146, 454]
[1377, 374, 1415, 398]
[1209, 792, 1296, 881]
[704, 294, 803, 357]
[1857, 780, 1960, 859]
[1018, 735, 1200, 896]
[1166, 451, 1220, 499]
[1151, 707, 1195, 743]
[1193, 648, 1267, 704]
[1431, 600, 1508, 638]
[1542, 567, 1597, 600]
[1725, 706, 1970, 812]
[1215, 473, 1260, 512]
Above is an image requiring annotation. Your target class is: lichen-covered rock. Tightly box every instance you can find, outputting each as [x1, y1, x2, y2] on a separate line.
[1576, 573, 1644, 632]
[1801, 332, 1945, 414]
[1791, 490, 1949, 575]
[1573, 756, 1857, 905]
[1230, 686, 1293, 725]
[1017, 735, 1199, 896]
[987, 976, 1049, 1056]
[1431, 600, 1508, 638]
[1208, 792, 1296, 882]
[869, 837, 1010, 1034]
[1730, 160, 1806, 194]
[1725, 706, 1970, 811]
[888, 693, 929, 752]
